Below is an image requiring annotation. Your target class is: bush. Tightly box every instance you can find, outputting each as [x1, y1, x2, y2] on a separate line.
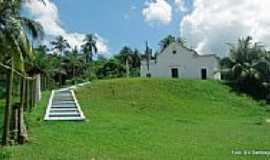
[220, 36, 270, 102]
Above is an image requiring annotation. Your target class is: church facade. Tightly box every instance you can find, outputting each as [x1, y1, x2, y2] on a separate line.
[140, 42, 220, 80]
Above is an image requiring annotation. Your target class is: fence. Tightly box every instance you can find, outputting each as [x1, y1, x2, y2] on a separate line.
[0, 62, 53, 145]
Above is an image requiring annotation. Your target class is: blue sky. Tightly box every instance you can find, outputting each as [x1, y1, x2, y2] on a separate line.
[25, 0, 192, 55]
[25, 0, 270, 57]
[51, 0, 190, 54]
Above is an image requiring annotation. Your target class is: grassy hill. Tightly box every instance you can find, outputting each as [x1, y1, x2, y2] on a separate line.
[1, 78, 270, 160]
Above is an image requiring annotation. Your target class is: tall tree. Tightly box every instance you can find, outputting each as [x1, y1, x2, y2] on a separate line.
[0, 0, 44, 145]
[159, 35, 176, 52]
[221, 36, 270, 100]
[63, 47, 84, 80]
[132, 49, 142, 68]
[81, 34, 98, 63]
[117, 46, 133, 78]
[50, 35, 70, 56]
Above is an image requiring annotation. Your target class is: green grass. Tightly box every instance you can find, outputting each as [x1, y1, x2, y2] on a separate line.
[1, 78, 270, 160]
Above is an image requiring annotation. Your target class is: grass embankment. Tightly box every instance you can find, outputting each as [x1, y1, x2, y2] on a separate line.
[0, 78, 270, 160]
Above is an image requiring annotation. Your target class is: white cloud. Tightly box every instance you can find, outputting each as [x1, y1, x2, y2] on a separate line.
[175, 0, 188, 12]
[24, 0, 109, 53]
[180, 0, 270, 56]
[142, 0, 172, 25]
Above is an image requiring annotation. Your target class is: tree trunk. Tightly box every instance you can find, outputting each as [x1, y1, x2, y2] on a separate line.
[58, 74, 62, 87]
[2, 61, 14, 145]
[73, 67, 75, 78]
[126, 59, 129, 78]
[28, 80, 33, 112]
[18, 77, 28, 144]
[40, 75, 43, 91]
[73, 67, 76, 85]
[86, 54, 89, 64]
[89, 52, 93, 63]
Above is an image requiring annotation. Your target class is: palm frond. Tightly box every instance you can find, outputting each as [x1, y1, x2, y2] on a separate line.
[18, 16, 44, 39]
[18, 30, 35, 59]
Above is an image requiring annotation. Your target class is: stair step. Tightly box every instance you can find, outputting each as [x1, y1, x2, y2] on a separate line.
[54, 93, 72, 96]
[45, 117, 84, 121]
[51, 107, 77, 110]
[51, 104, 77, 108]
[50, 111, 80, 115]
[53, 98, 73, 101]
[49, 114, 81, 118]
[50, 109, 78, 113]
[44, 89, 85, 121]
[54, 96, 73, 99]
[50, 108, 78, 111]
[53, 101, 75, 105]
[54, 94, 72, 96]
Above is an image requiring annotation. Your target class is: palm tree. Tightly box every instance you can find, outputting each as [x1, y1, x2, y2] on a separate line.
[132, 49, 142, 68]
[0, 0, 44, 145]
[221, 36, 270, 99]
[224, 36, 264, 80]
[118, 46, 133, 78]
[159, 35, 176, 52]
[50, 35, 70, 56]
[64, 47, 83, 80]
[44, 55, 62, 87]
[27, 45, 51, 90]
[81, 34, 98, 63]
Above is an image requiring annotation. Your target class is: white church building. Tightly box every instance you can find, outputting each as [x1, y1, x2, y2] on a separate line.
[140, 42, 220, 80]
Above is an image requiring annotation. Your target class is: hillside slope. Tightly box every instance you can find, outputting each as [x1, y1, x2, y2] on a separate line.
[1, 78, 270, 160]
[76, 78, 270, 159]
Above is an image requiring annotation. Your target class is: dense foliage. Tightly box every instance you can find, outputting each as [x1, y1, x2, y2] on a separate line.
[38, 39, 144, 83]
[220, 36, 270, 102]
[0, 0, 44, 145]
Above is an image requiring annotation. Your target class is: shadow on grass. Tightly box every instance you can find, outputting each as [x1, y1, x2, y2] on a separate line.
[221, 81, 269, 106]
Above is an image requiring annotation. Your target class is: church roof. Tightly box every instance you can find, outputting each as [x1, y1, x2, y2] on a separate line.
[159, 42, 219, 59]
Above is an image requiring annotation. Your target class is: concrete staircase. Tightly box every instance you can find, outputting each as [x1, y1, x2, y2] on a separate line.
[44, 89, 85, 121]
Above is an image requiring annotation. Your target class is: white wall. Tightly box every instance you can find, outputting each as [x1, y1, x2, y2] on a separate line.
[141, 43, 220, 80]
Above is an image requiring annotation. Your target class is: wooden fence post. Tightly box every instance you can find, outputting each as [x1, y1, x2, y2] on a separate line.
[29, 80, 33, 112]
[36, 74, 41, 101]
[11, 103, 19, 143]
[18, 77, 28, 144]
[31, 77, 36, 109]
[2, 63, 14, 145]
[24, 80, 29, 111]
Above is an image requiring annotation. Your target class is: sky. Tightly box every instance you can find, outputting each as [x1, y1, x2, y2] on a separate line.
[24, 0, 270, 57]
